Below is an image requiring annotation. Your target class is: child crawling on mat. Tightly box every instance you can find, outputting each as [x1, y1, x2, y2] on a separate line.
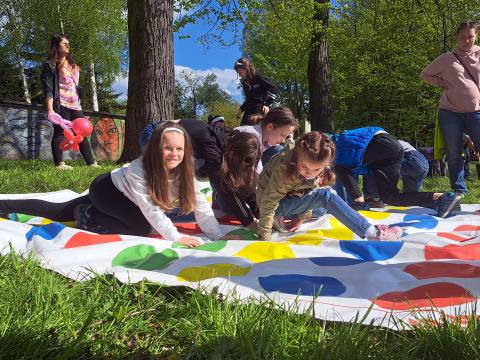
[255, 131, 404, 242]
[0, 122, 224, 247]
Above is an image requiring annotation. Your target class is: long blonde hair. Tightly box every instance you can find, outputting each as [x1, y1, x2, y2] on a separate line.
[142, 122, 196, 214]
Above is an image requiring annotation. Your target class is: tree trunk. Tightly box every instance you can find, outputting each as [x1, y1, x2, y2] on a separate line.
[19, 59, 31, 103]
[120, 0, 175, 162]
[89, 62, 99, 111]
[307, 0, 333, 132]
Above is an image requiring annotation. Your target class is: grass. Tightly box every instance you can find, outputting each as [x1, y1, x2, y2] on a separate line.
[0, 159, 480, 359]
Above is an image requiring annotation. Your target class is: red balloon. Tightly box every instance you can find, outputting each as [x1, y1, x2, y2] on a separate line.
[71, 118, 93, 137]
[59, 129, 84, 152]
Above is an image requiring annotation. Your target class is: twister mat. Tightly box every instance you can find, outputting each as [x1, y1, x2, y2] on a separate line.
[1, 188, 480, 329]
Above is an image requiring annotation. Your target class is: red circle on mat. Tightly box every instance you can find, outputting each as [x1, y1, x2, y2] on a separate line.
[373, 283, 474, 310]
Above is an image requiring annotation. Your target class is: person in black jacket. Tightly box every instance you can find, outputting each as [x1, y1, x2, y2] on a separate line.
[234, 58, 278, 126]
[139, 119, 260, 228]
[40, 34, 98, 170]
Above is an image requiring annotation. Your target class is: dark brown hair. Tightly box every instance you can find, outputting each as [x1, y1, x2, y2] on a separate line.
[261, 106, 298, 130]
[234, 58, 256, 88]
[456, 21, 477, 36]
[286, 131, 336, 186]
[142, 122, 196, 214]
[219, 132, 261, 194]
[47, 34, 76, 68]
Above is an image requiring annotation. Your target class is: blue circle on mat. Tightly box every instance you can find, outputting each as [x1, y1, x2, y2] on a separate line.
[309, 257, 365, 266]
[25, 222, 65, 241]
[339, 241, 403, 261]
[258, 274, 346, 296]
[390, 214, 438, 230]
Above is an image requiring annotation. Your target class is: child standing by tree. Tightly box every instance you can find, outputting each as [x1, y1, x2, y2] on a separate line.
[0, 122, 223, 247]
[256, 131, 403, 242]
[234, 58, 278, 125]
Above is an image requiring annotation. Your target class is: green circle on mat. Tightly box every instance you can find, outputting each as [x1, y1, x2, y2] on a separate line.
[112, 245, 179, 270]
[226, 228, 259, 240]
[192, 240, 228, 252]
[173, 240, 227, 252]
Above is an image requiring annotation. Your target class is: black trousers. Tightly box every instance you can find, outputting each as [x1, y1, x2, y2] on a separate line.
[335, 133, 436, 208]
[51, 106, 95, 165]
[0, 173, 152, 236]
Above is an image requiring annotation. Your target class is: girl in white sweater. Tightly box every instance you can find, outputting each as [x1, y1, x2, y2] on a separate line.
[0, 122, 223, 247]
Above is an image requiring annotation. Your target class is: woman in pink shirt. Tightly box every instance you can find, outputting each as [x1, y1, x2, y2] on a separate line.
[40, 34, 98, 170]
[421, 21, 480, 195]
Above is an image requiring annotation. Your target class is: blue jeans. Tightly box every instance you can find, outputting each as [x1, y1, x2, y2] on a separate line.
[275, 188, 372, 238]
[262, 145, 284, 165]
[438, 109, 480, 194]
[363, 149, 429, 197]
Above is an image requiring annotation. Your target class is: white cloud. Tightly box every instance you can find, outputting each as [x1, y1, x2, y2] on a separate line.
[111, 65, 242, 102]
[174, 65, 242, 99]
[111, 76, 128, 100]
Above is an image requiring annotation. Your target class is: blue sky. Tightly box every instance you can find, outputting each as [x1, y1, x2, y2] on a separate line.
[112, 18, 244, 101]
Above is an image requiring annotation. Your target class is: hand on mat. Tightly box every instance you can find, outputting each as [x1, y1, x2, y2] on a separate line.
[177, 236, 202, 248]
[283, 217, 305, 232]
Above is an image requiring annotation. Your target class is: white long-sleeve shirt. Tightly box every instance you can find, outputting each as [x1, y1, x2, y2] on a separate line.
[234, 124, 270, 174]
[111, 158, 223, 242]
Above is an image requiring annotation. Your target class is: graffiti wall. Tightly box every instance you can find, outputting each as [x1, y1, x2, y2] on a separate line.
[0, 103, 125, 161]
[90, 117, 125, 161]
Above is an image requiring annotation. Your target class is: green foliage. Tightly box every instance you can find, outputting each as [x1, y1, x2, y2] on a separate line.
[0, 0, 127, 110]
[208, 99, 242, 128]
[329, 0, 479, 145]
[174, 70, 237, 120]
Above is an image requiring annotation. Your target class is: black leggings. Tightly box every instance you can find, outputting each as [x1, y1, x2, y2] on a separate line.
[335, 133, 436, 208]
[0, 173, 152, 236]
[51, 106, 96, 165]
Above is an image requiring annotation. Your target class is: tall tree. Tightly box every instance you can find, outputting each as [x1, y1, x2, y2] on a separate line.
[119, 0, 174, 161]
[307, 0, 333, 132]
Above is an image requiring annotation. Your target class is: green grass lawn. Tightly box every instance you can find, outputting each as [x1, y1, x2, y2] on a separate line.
[0, 159, 480, 359]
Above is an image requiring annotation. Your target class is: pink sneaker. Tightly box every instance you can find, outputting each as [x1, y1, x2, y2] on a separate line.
[367, 225, 403, 241]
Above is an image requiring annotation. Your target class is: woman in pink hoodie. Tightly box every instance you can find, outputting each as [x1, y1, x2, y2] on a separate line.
[421, 21, 480, 195]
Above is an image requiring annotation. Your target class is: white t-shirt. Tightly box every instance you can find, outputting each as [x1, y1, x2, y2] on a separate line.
[235, 124, 272, 174]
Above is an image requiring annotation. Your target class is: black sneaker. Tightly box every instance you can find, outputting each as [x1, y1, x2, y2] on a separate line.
[74, 204, 91, 230]
[352, 201, 370, 211]
[365, 198, 384, 208]
[435, 192, 462, 218]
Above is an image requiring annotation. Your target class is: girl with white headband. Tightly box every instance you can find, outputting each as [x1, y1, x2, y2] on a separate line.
[0, 122, 224, 247]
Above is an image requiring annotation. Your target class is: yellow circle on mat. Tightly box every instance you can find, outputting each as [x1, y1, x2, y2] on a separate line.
[235, 242, 295, 263]
[384, 205, 408, 210]
[304, 218, 354, 240]
[358, 210, 391, 220]
[287, 234, 324, 246]
[177, 263, 251, 282]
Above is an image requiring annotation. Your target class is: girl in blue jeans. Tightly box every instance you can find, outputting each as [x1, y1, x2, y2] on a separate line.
[256, 131, 403, 242]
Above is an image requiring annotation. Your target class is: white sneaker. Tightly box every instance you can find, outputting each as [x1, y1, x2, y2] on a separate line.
[89, 162, 101, 168]
[56, 162, 73, 170]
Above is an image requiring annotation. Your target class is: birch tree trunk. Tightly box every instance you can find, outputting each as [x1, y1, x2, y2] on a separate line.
[89, 62, 99, 111]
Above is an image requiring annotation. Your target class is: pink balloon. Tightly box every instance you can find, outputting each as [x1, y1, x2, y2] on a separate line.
[71, 118, 93, 137]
